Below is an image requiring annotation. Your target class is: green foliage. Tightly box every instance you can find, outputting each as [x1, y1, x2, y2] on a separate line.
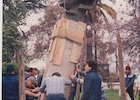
[2, 62, 29, 74]
[3, 23, 23, 62]
[3, 0, 47, 62]
[3, 0, 27, 25]
[3, 0, 28, 62]
[2, 63, 18, 74]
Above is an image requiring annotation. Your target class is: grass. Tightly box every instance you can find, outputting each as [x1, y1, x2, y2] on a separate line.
[76, 89, 138, 100]
[105, 89, 120, 100]
[105, 89, 138, 100]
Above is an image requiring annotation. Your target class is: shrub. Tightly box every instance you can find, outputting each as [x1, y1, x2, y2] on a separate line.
[2, 62, 29, 74]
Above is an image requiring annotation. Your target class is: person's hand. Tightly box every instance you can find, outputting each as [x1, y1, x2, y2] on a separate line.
[69, 74, 75, 80]
[35, 92, 41, 97]
[32, 87, 39, 93]
[76, 68, 80, 72]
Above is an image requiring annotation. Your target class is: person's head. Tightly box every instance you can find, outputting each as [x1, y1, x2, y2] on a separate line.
[125, 65, 131, 75]
[6, 64, 15, 74]
[52, 72, 61, 77]
[33, 68, 39, 75]
[84, 60, 97, 72]
[25, 80, 34, 88]
[28, 68, 34, 76]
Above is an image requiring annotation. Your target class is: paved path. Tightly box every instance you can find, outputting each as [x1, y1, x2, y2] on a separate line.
[102, 82, 120, 89]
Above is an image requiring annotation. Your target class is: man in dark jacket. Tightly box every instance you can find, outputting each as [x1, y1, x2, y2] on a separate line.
[70, 60, 102, 100]
[2, 64, 19, 100]
[125, 65, 136, 100]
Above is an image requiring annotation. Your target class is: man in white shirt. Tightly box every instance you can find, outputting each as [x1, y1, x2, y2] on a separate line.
[33, 72, 72, 100]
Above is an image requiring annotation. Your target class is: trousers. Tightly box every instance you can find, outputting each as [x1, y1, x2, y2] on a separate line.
[47, 93, 66, 100]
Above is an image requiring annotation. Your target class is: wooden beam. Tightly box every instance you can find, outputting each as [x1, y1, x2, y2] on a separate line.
[52, 38, 66, 65]
[70, 43, 82, 63]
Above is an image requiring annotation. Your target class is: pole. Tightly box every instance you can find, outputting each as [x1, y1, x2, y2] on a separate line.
[116, 33, 126, 100]
[115, 50, 118, 74]
[94, 31, 97, 62]
[17, 50, 25, 100]
[75, 31, 86, 100]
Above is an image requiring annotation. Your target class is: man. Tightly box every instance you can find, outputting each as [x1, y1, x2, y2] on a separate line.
[34, 72, 71, 100]
[70, 60, 102, 100]
[125, 65, 136, 100]
[25, 68, 34, 80]
[25, 80, 41, 99]
[27, 68, 39, 100]
[27, 68, 39, 87]
[2, 64, 19, 100]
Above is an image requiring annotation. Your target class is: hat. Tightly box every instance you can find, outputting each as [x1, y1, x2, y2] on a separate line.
[6, 65, 15, 73]
[125, 65, 131, 70]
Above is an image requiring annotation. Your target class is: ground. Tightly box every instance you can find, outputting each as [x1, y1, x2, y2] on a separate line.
[105, 89, 138, 100]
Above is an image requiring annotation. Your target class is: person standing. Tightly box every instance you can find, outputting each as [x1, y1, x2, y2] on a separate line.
[25, 68, 34, 80]
[70, 60, 102, 100]
[33, 72, 72, 100]
[2, 64, 19, 100]
[125, 65, 136, 100]
[27, 68, 39, 87]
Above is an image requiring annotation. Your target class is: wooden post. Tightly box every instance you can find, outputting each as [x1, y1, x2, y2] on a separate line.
[116, 33, 126, 100]
[17, 50, 25, 100]
[75, 37, 86, 100]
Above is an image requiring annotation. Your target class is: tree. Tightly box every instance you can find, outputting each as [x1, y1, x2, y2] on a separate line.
[121, 0, 140, 64]
[24, 6, 64, 61]
[109, 0, 140, 65]
[121, 17, 140, 64]
[84, 0, 116, 61]
[3, 0, 47, 62]
[3, 0, 27, 62]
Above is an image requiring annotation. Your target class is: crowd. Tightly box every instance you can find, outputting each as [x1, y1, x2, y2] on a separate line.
[2, 60, 140, 100]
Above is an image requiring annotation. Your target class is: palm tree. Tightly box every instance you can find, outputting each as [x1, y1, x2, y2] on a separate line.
[85, 1, 117, 62]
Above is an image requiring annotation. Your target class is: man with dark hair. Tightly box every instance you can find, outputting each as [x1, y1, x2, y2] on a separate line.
[70, 60, 102, 100]
[2, 64, 19, 100]
[125, 65, 135, 100]
[25, 68, 34, 80]
[27, 68, 39, 87]
[33, 72, 72, 100]
[26, 68, 39, 100]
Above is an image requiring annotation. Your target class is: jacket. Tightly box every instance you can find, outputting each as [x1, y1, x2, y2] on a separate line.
[82, 69, 102, 100]
[125, 73, 135, 90]
[2, 74, 19, 100]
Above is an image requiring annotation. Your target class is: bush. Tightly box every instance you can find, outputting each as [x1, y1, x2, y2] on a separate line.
[2, 62, 29, 74]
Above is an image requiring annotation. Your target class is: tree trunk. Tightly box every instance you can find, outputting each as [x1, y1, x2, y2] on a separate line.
[116, 33, 127, 100]
[17, 50, 25, 100]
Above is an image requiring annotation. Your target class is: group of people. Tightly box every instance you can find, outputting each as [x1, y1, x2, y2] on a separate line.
[24, 67, 42, 100]
[30, 60, 103, 100]
[2, 65, 42, 100]
[2, 60, 104, 100]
